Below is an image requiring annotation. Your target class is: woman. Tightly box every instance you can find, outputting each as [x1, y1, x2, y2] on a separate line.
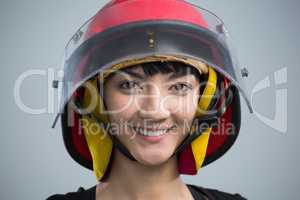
[48, 0, 252, 199]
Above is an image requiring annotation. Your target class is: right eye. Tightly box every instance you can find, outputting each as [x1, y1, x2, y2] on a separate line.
[118, 80, 143, 92]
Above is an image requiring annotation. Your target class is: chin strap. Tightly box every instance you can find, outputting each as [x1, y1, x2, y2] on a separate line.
[174, 84, 234, 156]
[74, 99, 137, 162]
[102, 122, 137, 161]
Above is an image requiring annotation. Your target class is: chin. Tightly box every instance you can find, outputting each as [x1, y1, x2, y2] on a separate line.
[132, 148, 174, 166]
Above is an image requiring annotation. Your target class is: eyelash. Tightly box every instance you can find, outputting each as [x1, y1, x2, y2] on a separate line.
[169, 83, 192, 93]
[118, 81, 192, 94]
[119, 80, 142, 90]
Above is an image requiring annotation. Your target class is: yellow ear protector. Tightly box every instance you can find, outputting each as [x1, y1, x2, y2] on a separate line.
[175, 67, 217, 171]
[79, 64, 218, 181]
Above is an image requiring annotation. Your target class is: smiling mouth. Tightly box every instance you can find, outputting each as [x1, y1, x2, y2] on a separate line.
[130, 126, 176, 137]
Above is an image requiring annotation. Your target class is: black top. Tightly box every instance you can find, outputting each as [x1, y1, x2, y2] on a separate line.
[47, 184, 246, 200]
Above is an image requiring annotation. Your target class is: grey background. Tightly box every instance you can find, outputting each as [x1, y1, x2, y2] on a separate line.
[0, 0, 299, 199]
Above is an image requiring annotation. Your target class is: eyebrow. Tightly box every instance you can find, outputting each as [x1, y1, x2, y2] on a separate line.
[167, 73, 191, 80]
[123, 71, 146, 80]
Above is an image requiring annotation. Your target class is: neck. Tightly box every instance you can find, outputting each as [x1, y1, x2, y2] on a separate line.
[98, 150, 192, 200]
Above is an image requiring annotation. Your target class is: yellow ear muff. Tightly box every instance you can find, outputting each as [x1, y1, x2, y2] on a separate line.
[191, 67, 217, 170]
[81, 79, 113, 181]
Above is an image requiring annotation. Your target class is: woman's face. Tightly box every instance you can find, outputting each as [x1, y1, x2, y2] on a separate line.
[103, 65, 201, 166]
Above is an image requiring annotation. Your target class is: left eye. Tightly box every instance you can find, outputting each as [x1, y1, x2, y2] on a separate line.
[169, 83, 192, 93]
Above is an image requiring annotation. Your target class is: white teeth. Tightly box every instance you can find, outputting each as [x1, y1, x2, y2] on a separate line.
[133, 127, 167, 137]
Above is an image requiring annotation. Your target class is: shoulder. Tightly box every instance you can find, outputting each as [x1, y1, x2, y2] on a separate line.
[187, 184, 247, 200]
[46, 186, 96, 200]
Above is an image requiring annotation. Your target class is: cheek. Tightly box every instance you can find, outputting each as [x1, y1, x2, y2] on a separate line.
[105, 91, 131, 112]
[167, 93, 199, 137]
[167, 93, 199, 120]
[103, 91, 138, 129]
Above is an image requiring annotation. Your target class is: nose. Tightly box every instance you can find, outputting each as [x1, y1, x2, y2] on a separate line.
[136, 87, 171, 120]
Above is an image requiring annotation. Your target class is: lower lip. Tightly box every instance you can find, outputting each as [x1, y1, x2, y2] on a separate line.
[137, 134, 165, 143]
